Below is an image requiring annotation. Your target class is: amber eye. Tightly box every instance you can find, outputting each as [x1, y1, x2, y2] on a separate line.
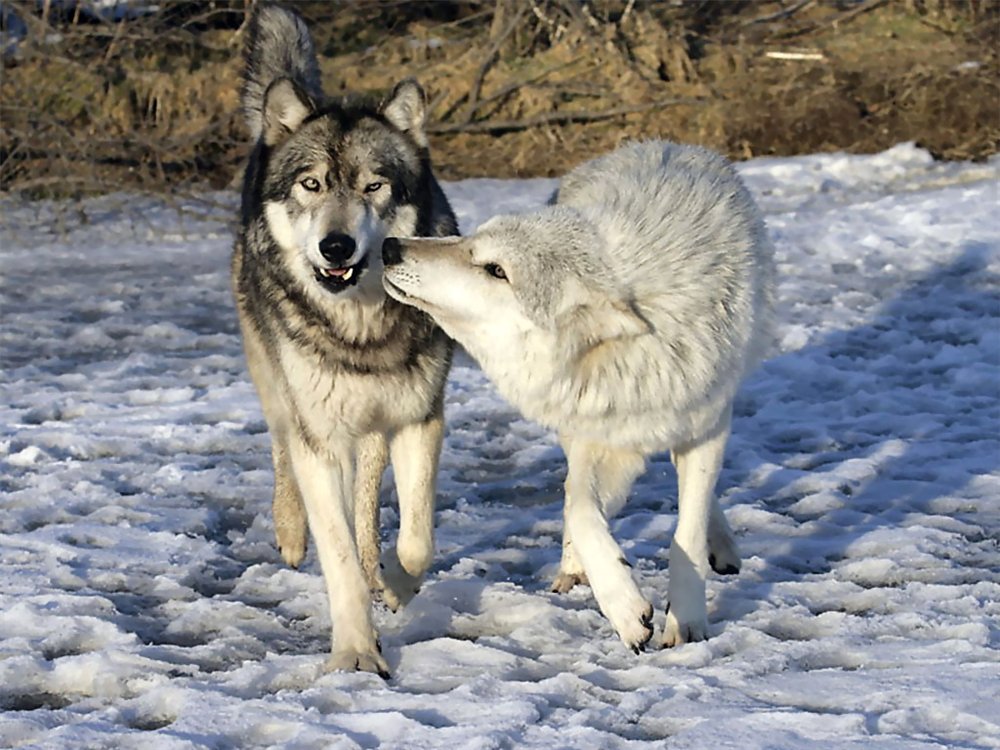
[484, 263, 507, 281]
[300, 177, 321, 192]
[363, 181, 384, 194]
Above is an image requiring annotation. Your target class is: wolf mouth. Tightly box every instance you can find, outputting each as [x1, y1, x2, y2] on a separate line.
[314, 254, 368, 292]
[384, 276, 438, 314]
[382, 275, 411, 301]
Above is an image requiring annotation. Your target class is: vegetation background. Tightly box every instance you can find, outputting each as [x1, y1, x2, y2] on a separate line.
[0, 0, 996, 201]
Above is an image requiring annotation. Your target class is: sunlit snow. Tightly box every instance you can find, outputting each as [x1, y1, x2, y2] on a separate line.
[1, 144, 998, 749]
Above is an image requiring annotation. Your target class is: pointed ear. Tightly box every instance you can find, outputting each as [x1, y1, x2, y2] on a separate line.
[559, 279, 650, 343]
[262, 78, 313, 146]
[381, 79, 428, 146]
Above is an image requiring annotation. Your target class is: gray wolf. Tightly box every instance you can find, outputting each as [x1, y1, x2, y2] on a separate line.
[232, 4, 457, 677]
[382, 141, 774, 651]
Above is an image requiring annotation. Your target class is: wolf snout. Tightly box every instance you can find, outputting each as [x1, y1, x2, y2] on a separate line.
[319, 233, 357, 265]
[382, 237, 404, 267]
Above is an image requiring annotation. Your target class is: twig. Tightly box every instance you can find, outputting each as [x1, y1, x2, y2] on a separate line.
[741, 0, 815, 27]
[764, 49, 826, 61]
[529, 0, 567, 41]
[429, 98, 702, 135]
[620, 0, 636, 27]
[782, 0, 889, 39]
[467, 59, 579, 120]
[465, 5, 527, 124]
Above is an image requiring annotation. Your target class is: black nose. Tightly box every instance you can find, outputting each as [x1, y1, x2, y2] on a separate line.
[319, 233, 356, 265]
[382, 237, 403, 267]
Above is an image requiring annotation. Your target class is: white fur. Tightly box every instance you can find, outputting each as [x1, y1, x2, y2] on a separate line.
[384, 140, 775, 651]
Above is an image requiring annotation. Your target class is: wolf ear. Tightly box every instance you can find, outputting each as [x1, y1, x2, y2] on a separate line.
[381, 79, 428, 147]
[573, 298, 650, 343]
[559, 279, 650, 343]
[262, 78, 313, 146]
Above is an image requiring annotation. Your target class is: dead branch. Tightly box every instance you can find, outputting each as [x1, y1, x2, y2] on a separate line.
[466, 59, 579, 121]
[464, 4, 528, 124]
[782, 0, 889, 39]
[428, 98, 703, 136]
[741, 0, 816, 27]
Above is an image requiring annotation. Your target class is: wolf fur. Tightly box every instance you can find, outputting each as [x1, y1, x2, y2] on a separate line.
[233, 4, 457, 677]
[382, 141, 775, 651]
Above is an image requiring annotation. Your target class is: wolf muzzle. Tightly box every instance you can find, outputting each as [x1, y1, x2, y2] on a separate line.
[320, 232, 357, 266]
[382, 237, 404, 267]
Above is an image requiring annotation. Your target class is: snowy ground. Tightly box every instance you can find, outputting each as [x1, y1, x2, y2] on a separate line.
[1, 144, 998, 749]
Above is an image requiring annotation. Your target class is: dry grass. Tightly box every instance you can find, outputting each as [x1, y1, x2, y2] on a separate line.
[1, 0, 997, 198]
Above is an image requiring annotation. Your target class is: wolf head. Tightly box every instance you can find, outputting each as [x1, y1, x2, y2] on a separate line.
[241, 5, 434, 304]
[382, 207, 649, 358]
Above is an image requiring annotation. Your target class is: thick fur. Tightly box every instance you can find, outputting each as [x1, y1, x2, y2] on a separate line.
[233, 4, 457, 678]
[383, 141, 775, 651]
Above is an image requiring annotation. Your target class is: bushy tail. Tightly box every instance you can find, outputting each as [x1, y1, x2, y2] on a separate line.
[241, 4, 323, 142]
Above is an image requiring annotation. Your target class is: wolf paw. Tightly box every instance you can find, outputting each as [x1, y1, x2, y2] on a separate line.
[662, 602, 709, 647]
[551, 571, 589, 594]
[275, 526, 307, 569]
[708, 551, 741, 576]
[603, 591, 654, 653]
[380, 551, 423, 613]
[708, 512, 741, 576]
[326, 646, 390, 680]
[707, 535, 741, 576]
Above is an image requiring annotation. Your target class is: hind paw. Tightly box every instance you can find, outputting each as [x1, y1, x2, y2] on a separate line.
[551, 571, 589, 594]
[276, 527, 307, 569]
[326, 646, 389, 679]
[708, 512, 741, 576]
[380, 550, 423, 613]
[662, 602, 709, 648]
[708, 552, 741, 576]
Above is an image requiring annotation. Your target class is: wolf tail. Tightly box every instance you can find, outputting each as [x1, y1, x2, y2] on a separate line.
[241, 4, 323, 142]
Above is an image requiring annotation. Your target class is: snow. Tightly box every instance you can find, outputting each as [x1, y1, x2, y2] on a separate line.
[1, 143, 999, 748]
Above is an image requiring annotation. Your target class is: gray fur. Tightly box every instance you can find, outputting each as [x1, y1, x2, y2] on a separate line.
[383, 140, 775, 652]
[242, 4, 322, 143]
[233, 3, 457, 678]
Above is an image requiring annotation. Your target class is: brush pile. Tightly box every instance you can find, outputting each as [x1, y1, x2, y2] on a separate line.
[1, 0, 996, 198]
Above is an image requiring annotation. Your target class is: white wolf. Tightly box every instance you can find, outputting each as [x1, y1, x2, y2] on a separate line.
[382, 141, 775, 650]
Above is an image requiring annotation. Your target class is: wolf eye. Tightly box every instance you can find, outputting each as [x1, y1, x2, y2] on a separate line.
[363, 181, 384, 194]
[484, 263, 507, 281]
[300, 177, 321, 192]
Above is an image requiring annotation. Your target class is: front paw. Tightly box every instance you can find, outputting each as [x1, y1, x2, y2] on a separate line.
[662, 602, 709, 647]
[326, 645, 389, 679]
[601, 587, 654, 653]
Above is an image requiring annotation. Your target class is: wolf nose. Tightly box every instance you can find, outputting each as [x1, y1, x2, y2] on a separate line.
[382, 237, 403, 267]
[319, 233, 356, 265]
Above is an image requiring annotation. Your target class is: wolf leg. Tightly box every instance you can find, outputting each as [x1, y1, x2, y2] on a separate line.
[271, 436, 308, 568]
[663, 411, 731, 647]
[708, 496, 741, 575]
[288, 437, 388, 678]
[552, 519, 588, 594]
[239, 324, 308, 568]
[555, 437, 642, 594]
[382, 410, 444, 611]
[564, 441, 652, 652]
[354, 432, 389, 592]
